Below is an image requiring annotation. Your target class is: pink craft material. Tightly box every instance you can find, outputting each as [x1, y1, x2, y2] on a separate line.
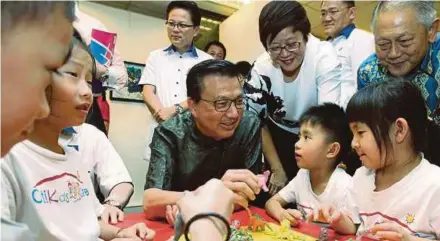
[257, 170, 270, 192]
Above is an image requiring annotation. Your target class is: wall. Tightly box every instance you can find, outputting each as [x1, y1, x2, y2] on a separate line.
[79, 2, 169, 207]
[219, 1, 268, 63]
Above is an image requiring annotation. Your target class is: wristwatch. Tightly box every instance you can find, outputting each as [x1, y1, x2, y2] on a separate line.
[174, 104, 184, 114]
[104, 199, 122, 210]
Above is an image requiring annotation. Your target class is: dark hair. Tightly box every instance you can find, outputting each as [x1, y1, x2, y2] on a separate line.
[343, 1, 356, 8]
[299, 103, 352, 164]
[321, 1, 355, 8]
[166, 1, 201, 26]
[204, 40, 227, 59]
[347, 81, 428, 161]
[259, 1, 311, 50]
[187, 59, 240, 102]
[1, 1, 75, 34]
[235, 61, 252, 77]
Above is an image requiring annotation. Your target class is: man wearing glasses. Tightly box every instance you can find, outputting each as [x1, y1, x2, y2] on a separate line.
[138, 1, 212, 170]
[357, 1, 440, 163]
[321, 1, 375, 107]
[142, 60, 262, 225]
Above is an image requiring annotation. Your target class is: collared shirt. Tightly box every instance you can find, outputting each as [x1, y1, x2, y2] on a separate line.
[138, 45, 212, 162]
[144, 110, 262, 192]
[138, 45, 212, 106]
[74, 9, 128, 93]
[358, 33, 440, 117]
[328, 24, 375, 107]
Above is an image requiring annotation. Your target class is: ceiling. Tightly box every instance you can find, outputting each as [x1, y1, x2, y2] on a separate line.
[95, 1, 440, 38]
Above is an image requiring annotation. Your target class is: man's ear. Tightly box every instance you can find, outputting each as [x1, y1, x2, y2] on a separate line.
[428, 18, 439, 43]
[188, 98, 197, 118]
[326, 142, 341, 159]
[193, 26, 200, 38]
[348, 7, 356, 23]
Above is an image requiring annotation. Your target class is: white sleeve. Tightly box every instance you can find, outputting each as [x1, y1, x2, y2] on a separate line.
[277, 176, 298, 204]
[104, 48, 128, 90]
[138, 53, 157, 86]
[1, 161, 19, 220]
[315, 43, 342, 106]
[351, 33, 375, 79]
[342, 176, 361, 224]
[428, 189, 440, 239]
[1, 218, 35, 241]
[93, 129, 132, 198]
[337, 43, 357, 109]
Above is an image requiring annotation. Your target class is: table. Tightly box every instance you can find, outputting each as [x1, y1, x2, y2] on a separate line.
[117, 206, 370, 241]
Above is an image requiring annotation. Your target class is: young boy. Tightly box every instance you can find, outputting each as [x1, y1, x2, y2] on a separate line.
[1, 2, 75, 240]
[265, 103, 353, 225]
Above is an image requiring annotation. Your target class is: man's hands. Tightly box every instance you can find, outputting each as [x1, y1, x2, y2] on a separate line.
[221, 169, 261, 208]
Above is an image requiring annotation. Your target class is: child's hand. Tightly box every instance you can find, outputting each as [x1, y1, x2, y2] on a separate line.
[371, 222, 413, 241]
[116, 223, 155, 241]
[311, 204, 356, 235]
[312, 204, 343, 224]
[279, 208, 303, 226]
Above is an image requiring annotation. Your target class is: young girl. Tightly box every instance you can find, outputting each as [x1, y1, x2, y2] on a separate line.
[265, 103, 353, 226]
[1, 30, 154, 241]
[314, 81, 440, 240]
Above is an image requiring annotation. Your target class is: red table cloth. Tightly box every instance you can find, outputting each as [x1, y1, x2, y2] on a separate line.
[116, 206, 371, 241]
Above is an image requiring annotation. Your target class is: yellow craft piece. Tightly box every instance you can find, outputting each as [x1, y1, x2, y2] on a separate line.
[254, 223, 316, 241]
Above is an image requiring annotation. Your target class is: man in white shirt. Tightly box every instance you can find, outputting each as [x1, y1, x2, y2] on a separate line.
[74, 4, 128, 135]
[138, 1, 212, 168]
[321, 1, 375, 107]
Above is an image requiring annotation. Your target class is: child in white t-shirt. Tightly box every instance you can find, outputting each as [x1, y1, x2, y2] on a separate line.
[1, 29, 154, 241]
[265, 103, 353, 226]
[314, 81, 440, 240]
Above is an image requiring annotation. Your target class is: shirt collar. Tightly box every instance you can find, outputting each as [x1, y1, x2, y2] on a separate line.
[327, 24, 356, 40]
[163, 44, 198, 57]
[62, 127, 77, 135]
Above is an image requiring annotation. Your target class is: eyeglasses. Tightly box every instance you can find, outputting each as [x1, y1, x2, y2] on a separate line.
[200, 97, 245, 112]
[320, 7, 349, 18]
[165, 21, 194, 30]
[268, 42, 301, 56]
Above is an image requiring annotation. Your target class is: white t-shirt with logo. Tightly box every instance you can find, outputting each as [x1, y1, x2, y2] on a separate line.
[1, 140, 102, 241]
[278, 168, 352, 216]
[59, 123, 132, 200]
[347, 158, 440, 238]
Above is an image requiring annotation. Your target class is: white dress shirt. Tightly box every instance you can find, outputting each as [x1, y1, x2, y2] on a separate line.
[138, 46, 212, 163]
[328, 25, 375, 107]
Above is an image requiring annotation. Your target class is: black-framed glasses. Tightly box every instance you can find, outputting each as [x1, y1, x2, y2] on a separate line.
[268, 42, 301, 56]
[165, 21, 194, 30]
[320, 7, 350, 18]
[200, 97, 245, 112]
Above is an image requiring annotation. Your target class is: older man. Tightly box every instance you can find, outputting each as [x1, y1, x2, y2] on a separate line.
[321, 0, 375, 107]
[358, 1, 439, 162]
[143, 59, 262, 225]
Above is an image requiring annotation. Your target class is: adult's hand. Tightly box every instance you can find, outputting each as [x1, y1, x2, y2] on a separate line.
[154, 107, 176, 122]
[165, 204, 179, 226]
[177, 179, 234, 222]
[221, 169, 261, 203]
